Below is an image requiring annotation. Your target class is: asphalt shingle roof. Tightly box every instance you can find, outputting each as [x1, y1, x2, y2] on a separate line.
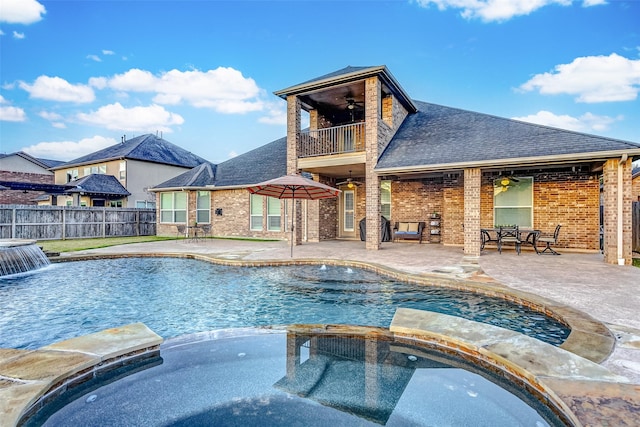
[377, 101, 640, 170]
[65, 174, 130, 196]
[295, 66, 375, 87]
[55, 134, 207, 169]
[153, 136, 287, 189]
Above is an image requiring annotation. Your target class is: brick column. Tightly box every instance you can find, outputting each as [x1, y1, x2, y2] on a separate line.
[602, 157, 633, 264]
[365, 77, 380, 250]
[286, 96, 303, 246]
[463, 168, 481, 259]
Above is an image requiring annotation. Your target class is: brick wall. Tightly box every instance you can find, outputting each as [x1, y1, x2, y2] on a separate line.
[387, 168, 600, 251]
[633, 175, 640, 202]
[0, 171, 54, 205]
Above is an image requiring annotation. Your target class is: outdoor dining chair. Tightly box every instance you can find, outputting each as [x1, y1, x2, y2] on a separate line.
[498, 226, 521, 255]
[199, 224, 211, 240]
[176, 224, 186, 238]
[536, 225, 562, 255]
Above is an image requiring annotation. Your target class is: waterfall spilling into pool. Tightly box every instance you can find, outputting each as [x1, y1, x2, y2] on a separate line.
[0, 240, 50, 277]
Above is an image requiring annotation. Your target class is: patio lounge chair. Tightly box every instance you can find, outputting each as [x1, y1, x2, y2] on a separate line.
[498, 226, 521, 255]
[536, 225, 561, 255]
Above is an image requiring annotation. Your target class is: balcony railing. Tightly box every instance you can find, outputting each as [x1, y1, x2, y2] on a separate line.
[298, 122, 365, 158]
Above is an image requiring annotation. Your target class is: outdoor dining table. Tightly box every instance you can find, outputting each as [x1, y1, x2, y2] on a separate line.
[187, 225, 202, 242]
[481, 227, 541, 251]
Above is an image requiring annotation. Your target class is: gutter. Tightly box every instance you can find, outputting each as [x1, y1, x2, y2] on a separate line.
[375, 149, 640, 175]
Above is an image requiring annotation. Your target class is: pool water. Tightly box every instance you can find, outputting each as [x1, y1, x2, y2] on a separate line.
[0, 257, 569, 349]
[36, 330, 566, 426]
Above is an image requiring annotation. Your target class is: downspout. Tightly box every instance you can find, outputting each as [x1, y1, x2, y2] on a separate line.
[617, 154, 628, 265]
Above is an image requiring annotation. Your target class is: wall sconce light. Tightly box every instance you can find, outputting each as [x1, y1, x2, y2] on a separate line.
[215, 208, 223, 216]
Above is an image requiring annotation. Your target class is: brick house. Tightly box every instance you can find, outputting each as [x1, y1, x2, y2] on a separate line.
[0, 152, 63, 205]
[153, 65, 640, 264]
[633, 165, 640, 202]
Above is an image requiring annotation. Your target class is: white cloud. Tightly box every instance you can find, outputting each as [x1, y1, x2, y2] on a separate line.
[22, 135, 117, 161]
[0, 95, 26, 121]
[12, 31, 24, 39]
[106, 67, 264, 113]
[0, 105, 26, 121]
[0, 29, 5, 36]
[520, 53, 640, 102]
[102, 50, 115, 55]
[19, 75, 95, 103]
[512, 110, 621, 133]
[38, 111, 62, 121]
[88, 76, 108, 89]
[258, 102, 287, 125]
[76, 102, 184, 132]
[38, 110, 66, 128]
[414, 0, 603, 22]
[87, 54, 102, 62]
[228, 150, 238, 158]
[0, 0, 46, 25]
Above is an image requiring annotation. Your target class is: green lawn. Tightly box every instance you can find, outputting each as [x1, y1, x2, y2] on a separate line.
[37, 236, 175, 253]
[37, 235, 279, 253]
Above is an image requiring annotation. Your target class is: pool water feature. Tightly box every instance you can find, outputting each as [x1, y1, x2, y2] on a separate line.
[0, 239, 50, 277]
[34, 329, 568, 426]
[0, 257, 569, 350]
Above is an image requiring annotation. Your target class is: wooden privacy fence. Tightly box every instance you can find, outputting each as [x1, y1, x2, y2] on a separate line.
[633, 202, 640, 253]
[0, 205, 156, 240]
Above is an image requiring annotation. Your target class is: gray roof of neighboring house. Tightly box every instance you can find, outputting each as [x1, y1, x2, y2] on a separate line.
[53, 134, 207, 169]
[65, 174, 130, 196]
[376, 101, 640, 171]
[152, 137, 287, 189]
[633, 165, 640, 178]
[37, 157, 65, 168]
[0, 151, 61, 170]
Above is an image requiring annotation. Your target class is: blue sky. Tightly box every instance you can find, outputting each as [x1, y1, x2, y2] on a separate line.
[1, 0, 639, 163]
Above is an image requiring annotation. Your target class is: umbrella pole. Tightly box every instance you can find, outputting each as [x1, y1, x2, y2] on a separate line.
[290, 189, 295, 257]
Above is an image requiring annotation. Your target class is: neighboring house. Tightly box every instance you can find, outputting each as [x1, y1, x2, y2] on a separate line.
[152, 65, 640, 265]
[0, 152, 63, 205]
[48, 134, 207, 208]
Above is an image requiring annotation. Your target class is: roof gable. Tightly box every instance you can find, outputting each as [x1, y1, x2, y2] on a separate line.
[151, 136, 287, 190]
[54, 134, 207, 169]
[377, 101, 640, 171]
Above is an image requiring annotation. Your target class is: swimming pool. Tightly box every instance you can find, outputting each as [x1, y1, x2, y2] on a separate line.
[31, 329, 568, 426]
[0, 257, 569, 349]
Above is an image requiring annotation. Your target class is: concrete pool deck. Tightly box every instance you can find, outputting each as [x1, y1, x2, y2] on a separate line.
[1, 238, 639, 425]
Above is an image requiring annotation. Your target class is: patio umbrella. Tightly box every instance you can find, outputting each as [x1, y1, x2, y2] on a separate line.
[247, 174, 341, 256]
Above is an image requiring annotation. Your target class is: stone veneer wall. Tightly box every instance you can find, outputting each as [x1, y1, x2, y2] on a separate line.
[0, 171, 53, 205]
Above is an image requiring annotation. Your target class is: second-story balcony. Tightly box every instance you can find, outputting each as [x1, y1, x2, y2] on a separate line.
[298, 122, 365, 158]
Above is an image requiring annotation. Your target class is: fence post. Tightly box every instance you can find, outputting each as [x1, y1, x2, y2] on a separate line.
[102, 208, 107, 238]
[62, 206, 66, 240]
[11, 207, 16, 239]
[136, 210, 140, 236]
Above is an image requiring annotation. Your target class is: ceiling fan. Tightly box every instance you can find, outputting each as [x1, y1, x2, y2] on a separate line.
[336, 171, 363, 188]
[494, 174, 519, 194]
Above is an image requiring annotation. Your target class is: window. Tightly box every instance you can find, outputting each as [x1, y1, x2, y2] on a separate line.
[343, 190, 354, 231]
[160, 192, 187, 223]
[250, 194, 263, 230]
[196, 191, 210, 223]
[267, 197, 281, 231]
[108, 200, 122, 208]
[119, 161, 126, 181]
[494, 177, 533, 227]
[66, 169, 78, 182]
[380, 181, 391, 220]
[136, 200, 156, 209]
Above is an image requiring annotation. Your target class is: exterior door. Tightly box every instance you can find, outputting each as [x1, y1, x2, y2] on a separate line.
[341, 189, 356, 238]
